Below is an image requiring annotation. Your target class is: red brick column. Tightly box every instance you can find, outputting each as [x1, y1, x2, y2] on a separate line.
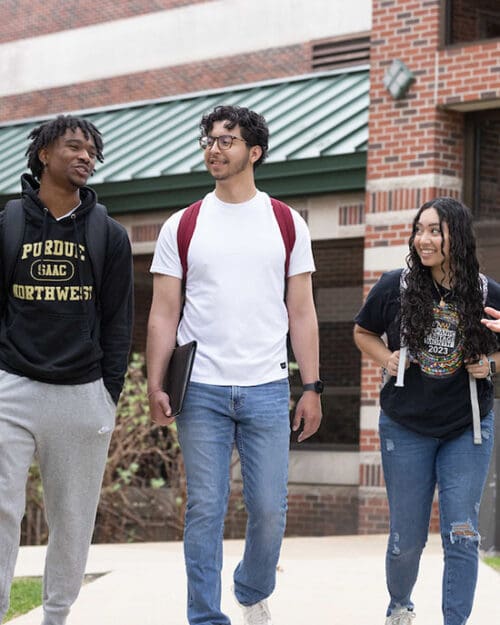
[358, 0, 464, 533]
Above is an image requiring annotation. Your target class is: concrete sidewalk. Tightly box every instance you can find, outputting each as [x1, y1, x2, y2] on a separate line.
[9, 534, 500, 625]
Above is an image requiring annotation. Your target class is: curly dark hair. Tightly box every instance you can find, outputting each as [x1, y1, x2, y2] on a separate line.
[199, 105, 269, 168]
[26, 114, 104, 180]
[401, 196, 496, 361]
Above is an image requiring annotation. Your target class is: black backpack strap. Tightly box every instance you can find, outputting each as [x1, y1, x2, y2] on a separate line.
[85, 202, 109, 298]
[2, 199, 109, 303]
[2, 199, 25, 287]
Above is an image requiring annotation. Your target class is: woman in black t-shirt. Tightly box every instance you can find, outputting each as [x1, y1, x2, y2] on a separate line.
[354, 197, 500, 625]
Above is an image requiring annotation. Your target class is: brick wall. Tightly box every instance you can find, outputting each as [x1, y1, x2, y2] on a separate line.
[0, 44, 311, 122]
[368, 1, 500, 186]
[358, 490, 441, 535]
[364, 222, 412, 248]
[439, 39, 500, 109]
[0, 0, 211, 42]
[357, 0, 493, 533]
[368, 0, 464, 183]
[225, 484, 359, 538]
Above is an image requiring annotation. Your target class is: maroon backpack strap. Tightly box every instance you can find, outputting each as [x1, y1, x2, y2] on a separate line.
[271, 198, 296, 277]
[177, 200, 203, 279]
[177, 198, 296, 281]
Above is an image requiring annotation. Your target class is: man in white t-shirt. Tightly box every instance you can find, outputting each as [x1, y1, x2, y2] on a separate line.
[147, 105, 322, 625]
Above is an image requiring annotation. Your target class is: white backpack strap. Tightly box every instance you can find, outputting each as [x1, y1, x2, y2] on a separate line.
[467, 274, 488, 444]
[395, 345, 408, 387]
[395, 268, 410, 387]
[469, 373, 482, 445]
[479, 273, 488, 304]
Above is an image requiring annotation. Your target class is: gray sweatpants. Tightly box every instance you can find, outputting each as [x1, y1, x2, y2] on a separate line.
[0, 370, 116, 625]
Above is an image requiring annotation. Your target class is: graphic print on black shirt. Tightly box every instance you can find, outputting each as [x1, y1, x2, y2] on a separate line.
[418, 303, 463, 378]
[354, 268, 500, 439]
[0, 175, 102, 385]
[13, 238, 94, 304]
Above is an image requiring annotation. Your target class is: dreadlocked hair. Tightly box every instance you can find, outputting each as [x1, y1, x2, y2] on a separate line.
[26, 114, 104, 180]
[401, 197, 496, 362]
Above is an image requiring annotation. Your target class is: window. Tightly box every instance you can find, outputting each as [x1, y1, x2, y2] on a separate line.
[444, 0, 500, 45]
[289, 238, 363, 449]
[464, 111, 500, 223]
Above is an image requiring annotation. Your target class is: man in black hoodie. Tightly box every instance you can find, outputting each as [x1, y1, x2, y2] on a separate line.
[0, 115, 133, 625]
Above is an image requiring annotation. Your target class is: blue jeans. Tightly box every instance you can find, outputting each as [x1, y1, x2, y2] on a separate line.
[379, 410, 494, 625]
[176, 379, 290, 625]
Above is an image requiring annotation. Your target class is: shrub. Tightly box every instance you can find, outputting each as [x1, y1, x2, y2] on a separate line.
[22, 353, 186, 545]
[93, 353, 185, 542]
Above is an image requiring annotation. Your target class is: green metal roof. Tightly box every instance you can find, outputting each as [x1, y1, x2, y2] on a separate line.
[0, 68, 369, 212]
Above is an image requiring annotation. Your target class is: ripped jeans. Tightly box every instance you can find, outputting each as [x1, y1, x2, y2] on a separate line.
[379, 410, 494, 625]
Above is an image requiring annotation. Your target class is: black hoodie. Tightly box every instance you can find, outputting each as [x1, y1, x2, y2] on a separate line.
[0, 174, 133, 403]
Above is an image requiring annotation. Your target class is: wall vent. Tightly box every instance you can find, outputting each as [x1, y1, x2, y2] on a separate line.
[312, 32, 370, 71]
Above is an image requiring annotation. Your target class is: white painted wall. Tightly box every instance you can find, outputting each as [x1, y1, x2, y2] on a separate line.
[233, 449, 360, 485]
[0, 0, 371, 97]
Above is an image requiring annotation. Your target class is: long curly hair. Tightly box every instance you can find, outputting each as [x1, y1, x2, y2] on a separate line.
[401, 197, 496, 361]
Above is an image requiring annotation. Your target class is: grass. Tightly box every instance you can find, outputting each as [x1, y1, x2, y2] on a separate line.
[4, 574, 104, 622]
[4, 577, 43, 622]
[483, 555, 500, 572]
[4, 558, 499, 622]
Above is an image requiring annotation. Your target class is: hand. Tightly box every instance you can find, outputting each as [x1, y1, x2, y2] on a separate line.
[465, 354, 490, 379]
[292, 392, 322, 442]
[481, 307, 500, 333]
[385, 350, 409, 377]
[148, 389, 176, 426]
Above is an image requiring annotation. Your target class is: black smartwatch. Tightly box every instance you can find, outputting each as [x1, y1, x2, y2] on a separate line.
[488, 358, 496, 376]
[303, 380, 324, 394]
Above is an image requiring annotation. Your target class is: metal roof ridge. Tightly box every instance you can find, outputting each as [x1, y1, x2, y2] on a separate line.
[0, 65, 370, 129]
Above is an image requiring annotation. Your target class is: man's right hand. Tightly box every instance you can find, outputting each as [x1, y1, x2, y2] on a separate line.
[482, 306, 500, 333]
[148, 389, 175, 426]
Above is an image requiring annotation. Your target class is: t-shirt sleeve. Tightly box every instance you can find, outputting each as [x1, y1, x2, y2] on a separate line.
[150, 209, 184, 278]
[485, 276, 500, 349]
[354, 270, 402, 336]
[287, 209, 315, 277]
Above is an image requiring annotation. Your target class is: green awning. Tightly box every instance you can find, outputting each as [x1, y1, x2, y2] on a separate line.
[0, 68, 369, 213]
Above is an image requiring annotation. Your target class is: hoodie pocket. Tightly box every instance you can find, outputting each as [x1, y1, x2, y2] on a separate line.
[6, 311, 100, 374]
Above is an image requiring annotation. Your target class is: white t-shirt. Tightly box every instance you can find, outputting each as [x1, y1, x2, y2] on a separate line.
[150, 190, 315, 385]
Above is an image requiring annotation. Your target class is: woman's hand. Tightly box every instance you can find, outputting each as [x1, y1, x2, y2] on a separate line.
[385, 350, 409, 377]
[465, 354, 490, 379]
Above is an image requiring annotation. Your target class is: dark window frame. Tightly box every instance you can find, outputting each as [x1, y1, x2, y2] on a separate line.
[464, 109, 500, 217]
[442, 0, 500, 47]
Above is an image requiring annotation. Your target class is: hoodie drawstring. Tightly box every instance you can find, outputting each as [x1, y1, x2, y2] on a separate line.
[71, 213, 94, 336]
[40, 207, 50, 263]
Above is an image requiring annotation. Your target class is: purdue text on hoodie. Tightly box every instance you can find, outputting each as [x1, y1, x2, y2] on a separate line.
[0, 175, 133, 403]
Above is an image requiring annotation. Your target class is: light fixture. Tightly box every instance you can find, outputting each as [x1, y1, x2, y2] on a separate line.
[383, 59, 415, 100]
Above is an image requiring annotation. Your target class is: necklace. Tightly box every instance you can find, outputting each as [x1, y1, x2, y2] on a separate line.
[432, 278, 450, 308]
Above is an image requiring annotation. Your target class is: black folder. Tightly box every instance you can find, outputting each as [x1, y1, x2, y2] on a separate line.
[162, 341, 197, 416]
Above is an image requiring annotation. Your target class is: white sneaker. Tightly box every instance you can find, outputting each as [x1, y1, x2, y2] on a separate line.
[239, 599, 272, 625]
[232, 587, 272, 625]
[385, 607, 416, 624]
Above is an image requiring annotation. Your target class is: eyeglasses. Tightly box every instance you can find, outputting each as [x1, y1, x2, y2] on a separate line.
[199, 134, 247, 150]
